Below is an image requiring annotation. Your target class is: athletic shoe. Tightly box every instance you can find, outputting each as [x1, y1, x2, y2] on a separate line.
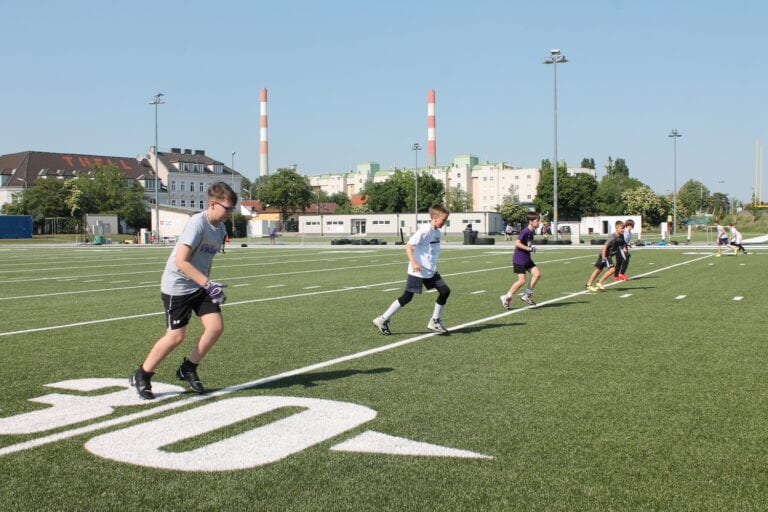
[129, 367, 155, 400]
[427, 318, 449, 334]
[619, 274, 630, 281]
[372, 316, 391, 335]
[586, 284, 598, 292]
[734, 248, 739, 255]
[613, 275, 623, 281]
[715, 253, 721, 257]
[500, 294, 511, 310]
[595, 283, 606, 291]
[176, 358, 205, 394]
[521, 293, 536, 306]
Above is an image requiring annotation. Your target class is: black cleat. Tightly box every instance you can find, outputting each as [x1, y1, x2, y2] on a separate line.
[176, 358, 205, 393]
[130, 367, 155, 400]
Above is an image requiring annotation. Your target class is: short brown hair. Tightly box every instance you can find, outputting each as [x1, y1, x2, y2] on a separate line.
[526, 212, 540, 223]
[429, 204, 450, 218]
[208, 182, 238, 205]
[624, 219, 635, 228]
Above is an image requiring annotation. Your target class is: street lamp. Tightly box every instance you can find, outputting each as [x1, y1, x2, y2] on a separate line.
[668, 129, 682, 236]
[149, 93, 165, 243]
[412, 142, 421, 227]
[231, 151, 237, 238]
[543, 48, 567, 239]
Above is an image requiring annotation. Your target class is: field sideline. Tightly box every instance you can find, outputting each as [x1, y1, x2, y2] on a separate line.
[1, 244, 766, 511]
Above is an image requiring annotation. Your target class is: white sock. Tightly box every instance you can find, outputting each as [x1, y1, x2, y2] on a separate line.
[382, 300, 401, 321]
[432, 303, 443, 320]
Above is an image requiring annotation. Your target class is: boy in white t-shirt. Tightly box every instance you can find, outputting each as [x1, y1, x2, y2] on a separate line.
[373, 204, 451, 336]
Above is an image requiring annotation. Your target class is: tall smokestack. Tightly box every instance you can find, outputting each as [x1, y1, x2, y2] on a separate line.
[260, 88, 269, 177]
[427, 89, 436, 168]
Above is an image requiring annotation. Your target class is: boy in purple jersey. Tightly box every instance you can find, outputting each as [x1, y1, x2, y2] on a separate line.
[500, 212, 541, 308]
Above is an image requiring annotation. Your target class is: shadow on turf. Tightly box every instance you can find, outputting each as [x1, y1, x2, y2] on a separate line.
[244, 367, 395, 390]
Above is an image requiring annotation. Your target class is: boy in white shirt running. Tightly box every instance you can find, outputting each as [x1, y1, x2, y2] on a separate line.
[373, 204, 451, 336]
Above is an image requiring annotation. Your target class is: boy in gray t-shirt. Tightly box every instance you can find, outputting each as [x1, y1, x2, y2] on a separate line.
[130, 182, 238, 399]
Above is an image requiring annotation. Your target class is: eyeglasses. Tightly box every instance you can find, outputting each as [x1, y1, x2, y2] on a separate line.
[213, 201, 236, 213]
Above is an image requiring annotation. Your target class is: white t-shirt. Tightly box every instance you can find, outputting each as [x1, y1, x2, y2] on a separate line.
[160, 211, 226, 295]
[407, 223, 441, 278]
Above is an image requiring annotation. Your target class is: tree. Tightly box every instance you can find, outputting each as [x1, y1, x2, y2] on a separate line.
[71, 164, 149, 230]
[622, 186, 669, 226]
[580, 157, 595, 169]
[534, 159, 598, 219]
[596, 156, 643, 215]
[1, 177, 70, 232]
[259, 168, 314, 228]
[495, 202, 529, 226]
[446, 185, 472, 213]
[362, 169, 444, 213]
[677, 179, 707, 218]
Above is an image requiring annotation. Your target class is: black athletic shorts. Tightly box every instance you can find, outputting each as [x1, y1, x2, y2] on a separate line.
[161, 288, 221, 330]
[513, 261, 536, 274]
[405, 272, 448, 294]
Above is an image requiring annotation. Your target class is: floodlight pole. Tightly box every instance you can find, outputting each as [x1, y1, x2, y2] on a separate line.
[412, 142, 421, 228]
[149, 93, 165, 243]
[544, 49, 567, 240]
[668, 129, 682, 236]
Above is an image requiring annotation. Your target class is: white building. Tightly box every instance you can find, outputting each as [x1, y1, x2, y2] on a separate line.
[308, 155, 596, 213]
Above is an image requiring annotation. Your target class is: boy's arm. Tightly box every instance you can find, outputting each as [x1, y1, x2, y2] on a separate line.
[175, 244, 210, 287]
[405, 243, 420, 272]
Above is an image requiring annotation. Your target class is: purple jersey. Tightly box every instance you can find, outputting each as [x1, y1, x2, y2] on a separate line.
[512, 226, 535, 265]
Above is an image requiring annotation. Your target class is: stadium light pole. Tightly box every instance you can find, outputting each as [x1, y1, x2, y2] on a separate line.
[149, 93, 165, 243]
[412, 142, 421, 228]
[231, 151, 237, 237]
[668, 129, 682, 236]
[544, 49, 567, 240]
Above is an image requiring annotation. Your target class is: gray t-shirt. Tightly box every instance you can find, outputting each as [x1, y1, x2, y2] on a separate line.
[160, 211, 226, 295]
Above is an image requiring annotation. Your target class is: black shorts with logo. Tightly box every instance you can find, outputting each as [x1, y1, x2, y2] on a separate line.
[161, 288, 221, 330]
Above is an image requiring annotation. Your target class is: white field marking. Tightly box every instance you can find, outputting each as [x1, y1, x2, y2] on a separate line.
[303, 286, 321, 289]
[426, 289, 437, 293]
[733, 296, 744, 301]
[620, 294, 632, 298]
[382, 288, 400, 292]
[83, 279, 104, 283]
[0, 284, 158, 302]
[1, 251, 452, 285]
[266, 284, 285, 288]
[0, 253, 715, 458]
[110, 280, 130, 284]
[139, 281, 157, 285]
[57, 278, 77, 282]
[0, 253, 592, 336]
[470, 290, 486, 295]
[232, 284, 251, 287]
[0, 255, 429, 300]
[675, 295, 687, 300]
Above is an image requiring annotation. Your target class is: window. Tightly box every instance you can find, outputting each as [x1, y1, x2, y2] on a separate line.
[180, 182, 185, 192]
[190, 182, 194, 192]
[171, 200, 177, 206]
[170, 181, 176, 191]
[199, 201, 205, 210]
[199, 183, 204, 192]
[181, 200, 186, 208]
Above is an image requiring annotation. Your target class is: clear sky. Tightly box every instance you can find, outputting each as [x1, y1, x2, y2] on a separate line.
[2, 0, 766, 203]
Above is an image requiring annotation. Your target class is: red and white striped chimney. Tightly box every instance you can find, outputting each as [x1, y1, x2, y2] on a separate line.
[427, 89, 436, 168]
[259, 88, 269, 177]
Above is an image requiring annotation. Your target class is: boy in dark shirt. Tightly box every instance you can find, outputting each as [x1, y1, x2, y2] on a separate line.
[586, 220, 625, 292]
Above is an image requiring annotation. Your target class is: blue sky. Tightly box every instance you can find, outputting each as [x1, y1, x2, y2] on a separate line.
[2, 0, 766, 203]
